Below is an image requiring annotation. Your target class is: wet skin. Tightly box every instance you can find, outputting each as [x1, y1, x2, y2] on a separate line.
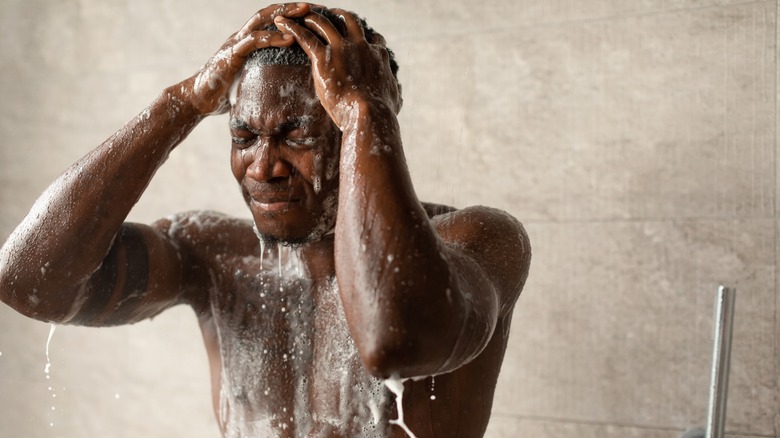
[229, 64, 341, 244]
[0, 3, 530, 437]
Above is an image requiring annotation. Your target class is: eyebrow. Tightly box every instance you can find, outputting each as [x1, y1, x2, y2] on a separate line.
[277, 116, 315, 132]
[230, 116, 316, 133]
[229, 118, 251, 132]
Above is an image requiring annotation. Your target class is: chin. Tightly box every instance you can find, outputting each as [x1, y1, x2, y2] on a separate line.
[250, 193, 338, 247]
[252, 216, 336, 247]
[253, 227, 332, 248]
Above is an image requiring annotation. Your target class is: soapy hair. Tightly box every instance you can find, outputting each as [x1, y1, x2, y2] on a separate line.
[246, 8, 399, 82]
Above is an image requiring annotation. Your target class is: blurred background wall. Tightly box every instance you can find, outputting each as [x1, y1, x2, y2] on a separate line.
[0, 0, 777, 437]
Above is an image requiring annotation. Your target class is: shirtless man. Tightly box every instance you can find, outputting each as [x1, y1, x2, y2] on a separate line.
[0, 3, 530, 437]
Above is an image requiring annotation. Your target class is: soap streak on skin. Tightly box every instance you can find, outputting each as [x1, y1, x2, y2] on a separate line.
[207, 240, 391, 437]
[385, 376, 418, 438]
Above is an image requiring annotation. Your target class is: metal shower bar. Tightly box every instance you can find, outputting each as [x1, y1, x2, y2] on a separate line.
[682, 285, 736, 438]
[705, 286, 736, 438]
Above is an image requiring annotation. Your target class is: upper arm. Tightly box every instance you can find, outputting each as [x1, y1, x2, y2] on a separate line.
[426, 206, 530, 371]
[66, 220, 207, 326]
[435, 206, 531, 317]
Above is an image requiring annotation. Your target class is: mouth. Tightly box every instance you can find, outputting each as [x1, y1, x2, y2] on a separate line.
[249, 195, 302, 212]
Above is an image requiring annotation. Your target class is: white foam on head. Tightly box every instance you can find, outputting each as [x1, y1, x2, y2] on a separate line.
[229, 77, 240, 107]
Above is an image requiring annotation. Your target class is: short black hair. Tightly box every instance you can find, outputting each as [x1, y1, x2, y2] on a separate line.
[245, 7, 399, 81]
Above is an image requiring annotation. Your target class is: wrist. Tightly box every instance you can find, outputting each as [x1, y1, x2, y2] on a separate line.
[163, 79, 208, 120]
[337, 95, 398, 131]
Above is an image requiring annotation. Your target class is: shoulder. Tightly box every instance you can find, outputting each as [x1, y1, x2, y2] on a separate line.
[152, 210, 258, 255]
[428, 204, 531, 313]
[426, 204, 529, 251]
[150, 211, 259, 315]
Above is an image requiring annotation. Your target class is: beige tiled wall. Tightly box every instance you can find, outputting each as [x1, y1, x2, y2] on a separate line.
[0, 1, 777, 437]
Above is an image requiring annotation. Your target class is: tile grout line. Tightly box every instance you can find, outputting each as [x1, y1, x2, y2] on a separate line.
[521, 216, 777, 226]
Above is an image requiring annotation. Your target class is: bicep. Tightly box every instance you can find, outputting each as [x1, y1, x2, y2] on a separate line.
[67, 222, 199, 326]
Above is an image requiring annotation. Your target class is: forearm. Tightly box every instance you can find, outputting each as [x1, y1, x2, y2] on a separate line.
[335, 100, 466, 376]
[0, 85, 201, 317]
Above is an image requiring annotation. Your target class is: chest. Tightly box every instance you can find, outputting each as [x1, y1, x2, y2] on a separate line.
[207, 256, 392, 437]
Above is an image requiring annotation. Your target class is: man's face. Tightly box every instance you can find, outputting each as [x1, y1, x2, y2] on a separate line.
[230, 64, 340, 244]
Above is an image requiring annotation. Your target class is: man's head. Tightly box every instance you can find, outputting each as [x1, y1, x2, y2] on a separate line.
[229, 7, 397, 246]
[246, 7, 399, 82]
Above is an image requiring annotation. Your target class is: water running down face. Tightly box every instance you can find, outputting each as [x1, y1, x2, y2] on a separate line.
[230, 64, 341, 245]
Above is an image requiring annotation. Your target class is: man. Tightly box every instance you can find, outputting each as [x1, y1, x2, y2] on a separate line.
[0, 3, 530, 437]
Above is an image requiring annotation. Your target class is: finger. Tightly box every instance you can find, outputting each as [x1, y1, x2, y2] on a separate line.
[300, 11, 344, 46]
[237, 3, 310, 39]
[274, 16, 325, 56]
[369, 30, 387, 47]
[232, 32, 295, 59]
[330, 9, 365, 42]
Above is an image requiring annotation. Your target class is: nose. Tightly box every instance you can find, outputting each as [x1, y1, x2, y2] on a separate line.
[245, 138, 293, 182]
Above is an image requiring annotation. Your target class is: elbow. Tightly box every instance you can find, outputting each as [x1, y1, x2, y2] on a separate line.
[0, 278, 40, 321]
[359, 335, 427, 379]
[0, 259, 74, 324]
[358, 303, 498, 379]
[0, 277, 45, 322]
[356, 313, 462, 379]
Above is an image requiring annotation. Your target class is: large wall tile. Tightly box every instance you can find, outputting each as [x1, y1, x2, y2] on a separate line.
[400, 2, 775, 220]
[327, 0, 763, 40]
[494, 220, 775, 435]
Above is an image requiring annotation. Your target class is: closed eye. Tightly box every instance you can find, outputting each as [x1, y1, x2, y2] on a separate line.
[284, 136, 321, 149]
[232, 137, 256, 148]
[231, 130, 257, 148]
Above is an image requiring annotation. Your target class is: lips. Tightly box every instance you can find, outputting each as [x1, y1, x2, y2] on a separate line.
[250, 197, 301, 212]
[247, 188, 303, 212]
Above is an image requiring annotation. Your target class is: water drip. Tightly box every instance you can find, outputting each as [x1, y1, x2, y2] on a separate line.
[44, 324, 56, 376]
[384, 376, 417, 438]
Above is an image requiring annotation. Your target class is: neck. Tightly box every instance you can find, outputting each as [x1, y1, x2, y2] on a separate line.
[257, 234, 336, 280]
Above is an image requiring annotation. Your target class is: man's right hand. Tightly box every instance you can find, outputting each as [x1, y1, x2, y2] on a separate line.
[181, 3, 311, 116]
